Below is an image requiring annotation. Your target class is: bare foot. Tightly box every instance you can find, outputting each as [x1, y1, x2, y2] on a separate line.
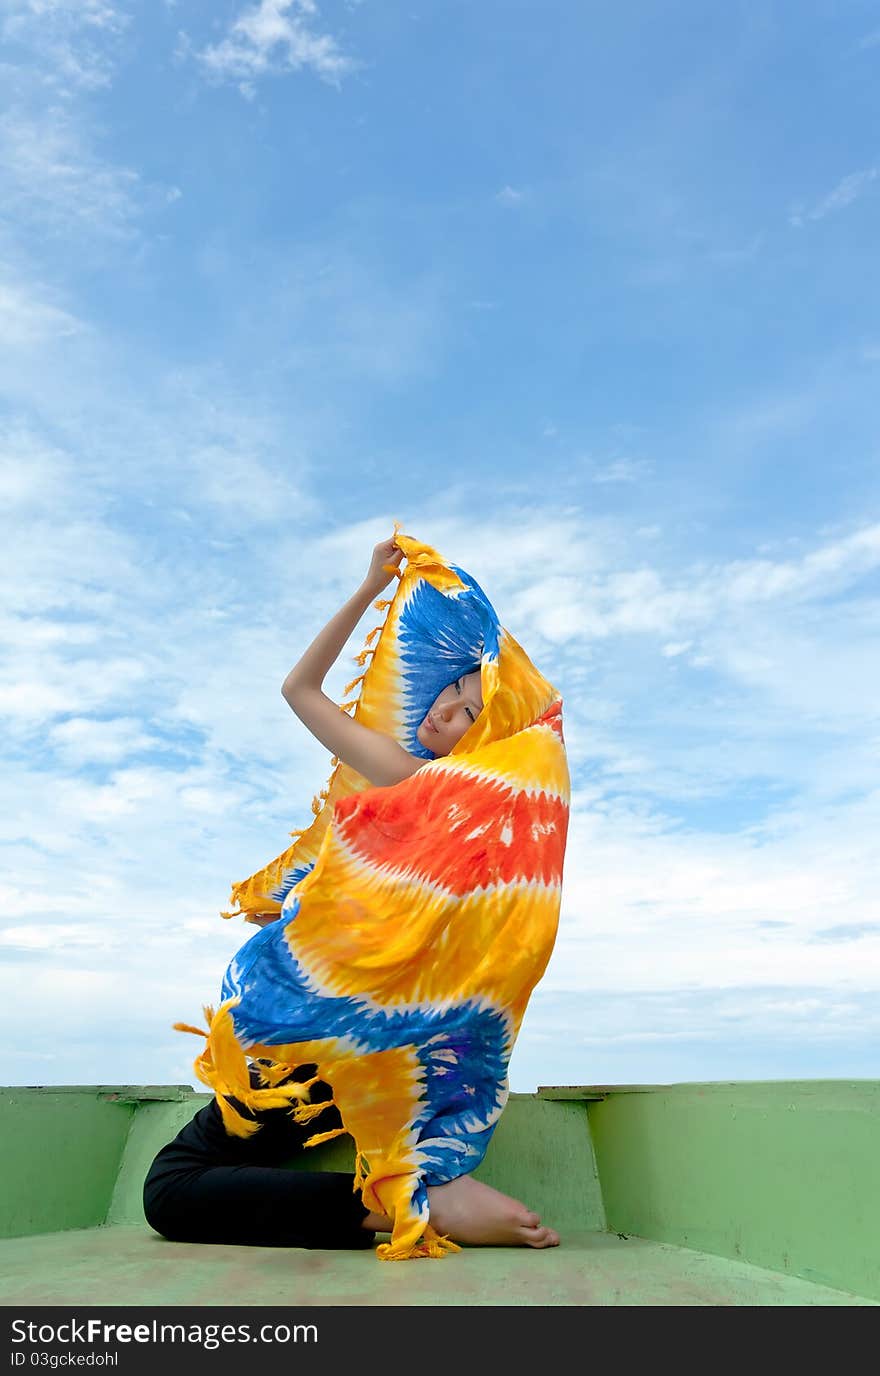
[428, 1174, 559, 1248]
[361, 1174, 560, 1249]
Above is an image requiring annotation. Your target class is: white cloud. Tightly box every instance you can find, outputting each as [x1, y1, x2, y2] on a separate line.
[591, 456, 653, 484]
[0, 276, 86, 346]
[47, 716, 169, 766]
[544, 786, 880, 997]
[192, 0, 358, 94]
[0, 4, 177, 253]
[790, 167, 878, 228]
[1, 0, 128, 93]
[0, 923, 121, 951]
[0, 105, 143, 243]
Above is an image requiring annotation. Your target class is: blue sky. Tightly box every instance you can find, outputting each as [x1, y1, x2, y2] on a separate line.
[1, 0, 878, 1092]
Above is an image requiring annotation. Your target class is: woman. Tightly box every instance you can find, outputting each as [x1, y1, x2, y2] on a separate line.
[144, 536, 560, 1252]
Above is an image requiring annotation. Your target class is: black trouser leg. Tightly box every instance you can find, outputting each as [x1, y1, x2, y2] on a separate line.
[143, 1162, 374, 1249]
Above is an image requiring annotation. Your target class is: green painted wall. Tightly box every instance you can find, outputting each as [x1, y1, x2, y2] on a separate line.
[0, 1089, 133, 1238]
[584, 1080, 880, 1302]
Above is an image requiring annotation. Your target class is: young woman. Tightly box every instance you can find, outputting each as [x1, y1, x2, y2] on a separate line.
[143, 536, 560, 1252]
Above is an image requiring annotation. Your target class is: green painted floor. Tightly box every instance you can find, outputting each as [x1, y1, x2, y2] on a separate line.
[1, 1225, 874, 1307]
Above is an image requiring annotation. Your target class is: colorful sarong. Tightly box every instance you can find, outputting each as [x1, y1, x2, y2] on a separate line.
[177, 532, 570, 1259]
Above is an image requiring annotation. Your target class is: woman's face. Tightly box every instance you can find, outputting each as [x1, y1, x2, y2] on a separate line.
[416, 670, 483, 755]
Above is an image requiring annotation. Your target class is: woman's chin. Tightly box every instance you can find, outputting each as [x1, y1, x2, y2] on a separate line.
[416, 725, 438, 755]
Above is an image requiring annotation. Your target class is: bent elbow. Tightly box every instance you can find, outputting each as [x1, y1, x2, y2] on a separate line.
[282, 678, 317, 718]
[282, 677, 302, 709]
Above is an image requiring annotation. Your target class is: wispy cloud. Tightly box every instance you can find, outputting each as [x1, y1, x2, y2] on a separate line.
[188, 0, 359, 97]
[0, 103, 184, 248]
[790, 167, 878, 227]
[590, 456, 653, 485]
[0, 5, 178, 253]
[0, 275, 86, 345]
[1, 0, 129, 93]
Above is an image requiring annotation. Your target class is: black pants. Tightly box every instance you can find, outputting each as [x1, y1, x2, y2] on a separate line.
[143, 1065, 375, 1250]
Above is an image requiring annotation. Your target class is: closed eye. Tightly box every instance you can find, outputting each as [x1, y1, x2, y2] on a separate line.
[456, 678, 477, 722]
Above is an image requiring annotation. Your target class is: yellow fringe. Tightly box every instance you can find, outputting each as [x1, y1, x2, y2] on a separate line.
[354, 648, 375, 667]
[291, 1096, 337, 1124]
[353, 1151, 369, 1193]
[364, 625, 381, 646]
[373, 598, 392, 612]
[216, 1093, 261, 1139]
[343, 673, 365, 696]
[173, 1021, 209, 1038]
[251, 1059, 303, 1088]
[376, 1226, 461, 1261]
[339, 700, 356, 713]
[182, 1001, 313, 1140]
[303, 1126, 348, 1148]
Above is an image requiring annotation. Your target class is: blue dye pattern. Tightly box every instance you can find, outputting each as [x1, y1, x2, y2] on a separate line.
[397, 564, 499, 759]
[220, 900, 510, 1183]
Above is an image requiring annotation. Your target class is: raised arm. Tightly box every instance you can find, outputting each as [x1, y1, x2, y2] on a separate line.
[282, 537, 425, 788]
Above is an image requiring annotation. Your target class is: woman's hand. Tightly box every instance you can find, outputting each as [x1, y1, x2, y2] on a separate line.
[364, 536, 403, 594]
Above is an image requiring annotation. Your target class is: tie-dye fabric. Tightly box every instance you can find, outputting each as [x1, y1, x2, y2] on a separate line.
[178, 533, 570, 1259]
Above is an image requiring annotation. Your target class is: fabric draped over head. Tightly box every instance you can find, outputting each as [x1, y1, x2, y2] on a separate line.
[177, 532, 570, 1260]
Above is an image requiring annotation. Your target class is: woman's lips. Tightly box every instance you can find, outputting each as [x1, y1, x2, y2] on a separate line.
[426, 712, 439, 733]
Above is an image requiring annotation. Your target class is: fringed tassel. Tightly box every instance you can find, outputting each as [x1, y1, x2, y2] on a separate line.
[216, 1092, 261, 1139]
[291, 1095, 337, 1124]
[343, 672, 366, 696]
[174, 1000, 311, 1140]
[364, 625, 381, 646]
[251, 1059, 303, 1088]
[373, 598, 392, 612]
[288, 826, 306, 840]
[339, 700, 357, 713]
[220, 877, 251, 921]
[353, 1151, 369, 1194]
[376, 1227, 461, 1261]
[354, 647, 375, 667]
[303, 1126, 348, 1148]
